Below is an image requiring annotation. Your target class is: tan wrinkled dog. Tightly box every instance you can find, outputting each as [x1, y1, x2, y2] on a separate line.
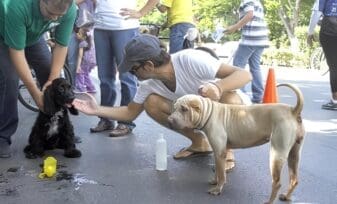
[168, 83, 305, 204]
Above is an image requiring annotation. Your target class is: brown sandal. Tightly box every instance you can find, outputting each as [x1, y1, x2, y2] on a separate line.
[173, 147, 213, 160]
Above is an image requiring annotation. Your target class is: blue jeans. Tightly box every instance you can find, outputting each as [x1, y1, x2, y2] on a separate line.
[233, 44, 265, 103]
[94, 28, 138, 128]
[67, 32, 80, 86]
[0, 37, 51, 144]
[169, 23, 195, 54]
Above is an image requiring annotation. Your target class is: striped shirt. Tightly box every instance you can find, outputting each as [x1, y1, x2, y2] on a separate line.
[239, 0, 269, 47]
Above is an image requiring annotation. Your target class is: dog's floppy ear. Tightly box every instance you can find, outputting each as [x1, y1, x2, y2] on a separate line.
[43, 85, 57, 115]
[68, 105, 79, 115]
[188, 99, 201, 113]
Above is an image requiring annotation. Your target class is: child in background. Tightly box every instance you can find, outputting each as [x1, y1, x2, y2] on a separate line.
[72, 0, 96, 93]
[75, 27, 96, 93]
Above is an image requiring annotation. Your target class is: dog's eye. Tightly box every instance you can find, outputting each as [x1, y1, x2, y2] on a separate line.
[58, 87, 64, 92]
[181, 105, 188, 112]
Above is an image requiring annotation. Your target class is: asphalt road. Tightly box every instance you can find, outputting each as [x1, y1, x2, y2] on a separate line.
[0, 67, 336, 204]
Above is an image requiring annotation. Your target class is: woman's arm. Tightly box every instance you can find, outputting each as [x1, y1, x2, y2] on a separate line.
[307, 0, 322, 46]
[72, 94, 145, 122]
[214, 63, 252, 92]
[198, 63, 252, 101]
[120, 0, 159, 19]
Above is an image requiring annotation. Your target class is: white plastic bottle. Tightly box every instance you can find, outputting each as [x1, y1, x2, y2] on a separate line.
[156, 133, 167, 171]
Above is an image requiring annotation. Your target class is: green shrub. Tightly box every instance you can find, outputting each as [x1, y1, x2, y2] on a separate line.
[262, 48, 291, 67]
[262, 26, 321, 68]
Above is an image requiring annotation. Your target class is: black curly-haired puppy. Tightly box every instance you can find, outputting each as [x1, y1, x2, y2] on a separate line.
[24, 78, 81, 159]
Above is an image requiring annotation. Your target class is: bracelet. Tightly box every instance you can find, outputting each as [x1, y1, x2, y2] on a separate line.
[208, 81, 223, 96]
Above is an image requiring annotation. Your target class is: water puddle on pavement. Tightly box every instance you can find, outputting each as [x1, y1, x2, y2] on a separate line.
[1, 164, 114, 195]
[56, 170, 99, 190]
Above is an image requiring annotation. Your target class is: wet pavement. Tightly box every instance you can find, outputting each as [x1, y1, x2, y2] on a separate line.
[1, 67, 337, 204]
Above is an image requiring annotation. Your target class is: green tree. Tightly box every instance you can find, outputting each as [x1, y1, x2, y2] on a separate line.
[264, 0, 315, 51]
[136, 0, 315, 48]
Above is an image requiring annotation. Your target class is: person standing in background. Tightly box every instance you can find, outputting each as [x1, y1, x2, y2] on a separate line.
[73, 0, 97, 93]
[90, 0, 158, 137]
[156, 0, 195, 53]
[307, 0, 337, 110]
[225, 0, 269, 104]
[75, 27, 97, 93]
[307, 0, 322, 47]
[0, 0, 76, 158]
[67, 0, 96, 90]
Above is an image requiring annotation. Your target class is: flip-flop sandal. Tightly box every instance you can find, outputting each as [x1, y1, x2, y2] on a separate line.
[173, 147, 213, 160]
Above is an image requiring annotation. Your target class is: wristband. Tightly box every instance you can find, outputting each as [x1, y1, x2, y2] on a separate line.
[208, 81, 222, 95]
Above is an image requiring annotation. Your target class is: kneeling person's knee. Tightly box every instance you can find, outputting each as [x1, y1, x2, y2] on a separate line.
[220, 91, 243, 105]
[144, 94, 163, 116]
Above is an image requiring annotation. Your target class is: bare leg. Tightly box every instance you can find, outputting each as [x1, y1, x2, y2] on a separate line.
[143, 94, 212, 157]
[219, 91, 243, 172]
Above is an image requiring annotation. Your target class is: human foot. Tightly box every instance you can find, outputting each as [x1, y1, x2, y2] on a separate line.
[173, 147, 213, 160]
[90, 119, 115, 133]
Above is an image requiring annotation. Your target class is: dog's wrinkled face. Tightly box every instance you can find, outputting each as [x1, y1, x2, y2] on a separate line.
[44, 78, 77, 115]
[168, 94, 202, 130]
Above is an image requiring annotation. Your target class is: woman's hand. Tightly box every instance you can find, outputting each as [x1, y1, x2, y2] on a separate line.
[307, 34, 316, 47]
[72, 93, 99, 115]
[198, 82, 222, 101]
[119, 8, 142, 19]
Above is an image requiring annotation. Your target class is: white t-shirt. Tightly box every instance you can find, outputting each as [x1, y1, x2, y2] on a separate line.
[133, 49, 251, 104]
[94, 0, 139, 30]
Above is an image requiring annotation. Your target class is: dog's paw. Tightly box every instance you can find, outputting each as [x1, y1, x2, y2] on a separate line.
[278, 193, 291, 201]
[207, 186, 222, 196]
[64, 149, 81, 158]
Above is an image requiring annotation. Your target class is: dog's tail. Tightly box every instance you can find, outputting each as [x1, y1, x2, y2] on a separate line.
[277, 83, 304, 116]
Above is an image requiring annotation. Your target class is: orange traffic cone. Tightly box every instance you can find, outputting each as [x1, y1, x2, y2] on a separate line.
[262, 68, 278, 103]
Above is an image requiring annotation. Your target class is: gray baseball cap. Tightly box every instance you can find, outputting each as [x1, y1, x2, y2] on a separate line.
[119, 34, 162, 73]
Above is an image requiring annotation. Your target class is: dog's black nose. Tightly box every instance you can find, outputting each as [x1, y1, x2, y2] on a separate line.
[66, 95, 75, 103]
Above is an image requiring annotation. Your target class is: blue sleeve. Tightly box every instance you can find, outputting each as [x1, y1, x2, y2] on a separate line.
[319, 0, 326, 12]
